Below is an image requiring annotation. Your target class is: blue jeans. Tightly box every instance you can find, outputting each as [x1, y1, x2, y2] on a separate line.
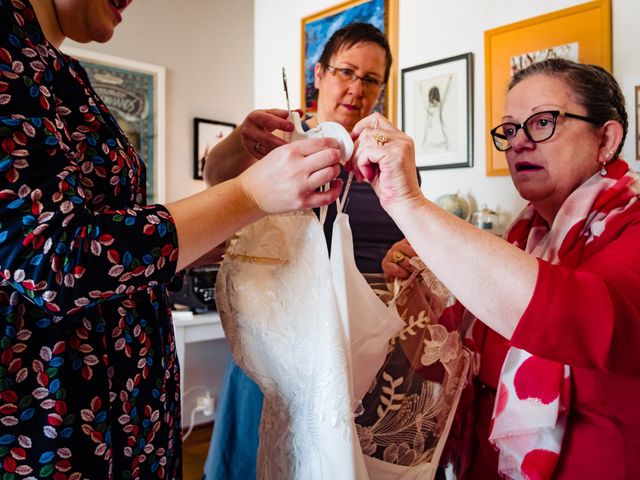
[203, 354, 263, 480]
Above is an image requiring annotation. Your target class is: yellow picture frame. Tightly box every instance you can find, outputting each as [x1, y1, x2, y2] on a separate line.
[484, 0, 612, 176]
[301, 0, 399, 125]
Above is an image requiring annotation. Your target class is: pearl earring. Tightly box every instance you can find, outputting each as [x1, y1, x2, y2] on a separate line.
[600, 151, 614, 176]
[599, 162, 608, 176]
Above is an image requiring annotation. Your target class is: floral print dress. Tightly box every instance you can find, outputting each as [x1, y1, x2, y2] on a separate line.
[0, 1, 182, 478]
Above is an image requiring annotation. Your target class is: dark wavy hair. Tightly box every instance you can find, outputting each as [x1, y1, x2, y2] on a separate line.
[317, 22, 392, 84]
[509, 58, 627, 159]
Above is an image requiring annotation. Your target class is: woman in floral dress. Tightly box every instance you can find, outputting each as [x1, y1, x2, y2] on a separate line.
[0, 0, 343, 478]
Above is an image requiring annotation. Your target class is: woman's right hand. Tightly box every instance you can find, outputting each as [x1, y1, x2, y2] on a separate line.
[349, 113, 423, 215]
[382, 238, 417, 282]
[238, 137, 343, 214]
[237, 108, 301, 158]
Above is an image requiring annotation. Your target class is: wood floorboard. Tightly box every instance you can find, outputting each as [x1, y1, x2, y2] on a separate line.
[182, 422, 213, 480]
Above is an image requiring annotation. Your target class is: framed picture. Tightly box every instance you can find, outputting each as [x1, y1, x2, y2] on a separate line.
[193, 118, 236, 180]
[484, 0, 612, 176]
[622, 76, 640, 170]
[62, 47, 166, 202]
[301, 0, 399, 124]
[401, 53, 473, 171]
[636, 85, 640, 163]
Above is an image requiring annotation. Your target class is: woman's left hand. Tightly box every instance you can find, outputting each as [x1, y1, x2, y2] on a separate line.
[238, 109, 289, 158]
[348, 113, 422, 213]
[382, 238, 417, 282]
[237, 108, 303, 159]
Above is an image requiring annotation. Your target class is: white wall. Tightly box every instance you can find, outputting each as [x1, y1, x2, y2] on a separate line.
[66, 0, 255, 203]
[65, 0, 255, 427]
[254, 0, 640, 227]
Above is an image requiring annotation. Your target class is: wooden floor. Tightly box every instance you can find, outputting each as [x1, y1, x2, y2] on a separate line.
[183, 422, 213, 480]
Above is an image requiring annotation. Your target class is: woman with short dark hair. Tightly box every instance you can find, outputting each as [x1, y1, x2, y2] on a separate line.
[203, 22, 406, 480]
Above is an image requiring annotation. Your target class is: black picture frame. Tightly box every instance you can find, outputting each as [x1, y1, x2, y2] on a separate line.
[401, 52, 473, 171]
[193, 118, 236, 180]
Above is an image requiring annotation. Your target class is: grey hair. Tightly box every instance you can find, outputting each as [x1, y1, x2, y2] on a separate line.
[509, 58, 627, 159]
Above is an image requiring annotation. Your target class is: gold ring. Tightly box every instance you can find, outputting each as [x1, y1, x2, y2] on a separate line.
[392, 251, 405, 264]
[254, 142, 263, 152]
[374, 132, 388, 146]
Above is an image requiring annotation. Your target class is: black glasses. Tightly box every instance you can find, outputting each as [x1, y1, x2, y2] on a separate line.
[324, 65, 384, 92]
[490, 110, 600, 152]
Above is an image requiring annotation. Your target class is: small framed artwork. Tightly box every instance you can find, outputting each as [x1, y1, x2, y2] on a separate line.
[301, 0, 399, 124]
[401, 53, 473, 171]
[636, 85, 640, 162]
[193, 118, 236, 180]
[62, 47, 166, 203]
[484, 0, 612, 175]
[622, 76, 640, 170]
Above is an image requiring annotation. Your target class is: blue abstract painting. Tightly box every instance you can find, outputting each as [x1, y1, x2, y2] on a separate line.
[303, 0, 386, 112]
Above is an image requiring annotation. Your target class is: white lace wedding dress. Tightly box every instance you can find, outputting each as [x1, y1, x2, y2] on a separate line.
[216, 205, 403, 480]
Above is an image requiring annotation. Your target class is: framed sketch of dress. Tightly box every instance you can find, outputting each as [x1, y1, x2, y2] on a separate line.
[401, 53, 473, 171]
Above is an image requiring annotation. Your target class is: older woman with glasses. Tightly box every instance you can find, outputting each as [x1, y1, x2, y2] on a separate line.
[202, 22, 410, 480]
[350, 58, 640, 479]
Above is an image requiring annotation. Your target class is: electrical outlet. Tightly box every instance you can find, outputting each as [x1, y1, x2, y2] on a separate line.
[196, 394, 216, 417]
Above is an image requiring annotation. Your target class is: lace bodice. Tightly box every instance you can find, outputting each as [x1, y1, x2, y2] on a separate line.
[216, 211, 370, 479]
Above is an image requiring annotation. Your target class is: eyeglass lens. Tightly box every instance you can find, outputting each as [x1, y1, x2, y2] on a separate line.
[329, 66, 382, 90]
[492, 111, 557, 151]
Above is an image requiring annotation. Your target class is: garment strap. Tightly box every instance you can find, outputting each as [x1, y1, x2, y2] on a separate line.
[319, 171, 355, 226]
[318, 185, 329, 226]
[336, 171, 355, 214]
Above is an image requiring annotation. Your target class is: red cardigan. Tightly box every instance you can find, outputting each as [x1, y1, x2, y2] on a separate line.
[470, 205, 640, 480]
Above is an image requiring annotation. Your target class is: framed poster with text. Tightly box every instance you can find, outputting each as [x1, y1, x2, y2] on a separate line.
[64, 48, 166, 202]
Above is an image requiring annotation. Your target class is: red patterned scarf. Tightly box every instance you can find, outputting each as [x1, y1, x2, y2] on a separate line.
[487, 160, 640, 479]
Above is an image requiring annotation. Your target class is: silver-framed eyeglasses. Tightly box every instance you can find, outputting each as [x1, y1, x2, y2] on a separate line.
[324, 64, 384, 92]
[490, 110, 600, 152]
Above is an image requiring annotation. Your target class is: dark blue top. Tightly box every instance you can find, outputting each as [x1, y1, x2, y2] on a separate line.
[321, 170, 406, 273]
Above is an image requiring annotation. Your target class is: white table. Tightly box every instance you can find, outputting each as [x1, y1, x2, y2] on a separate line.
[172, 310, 225, 396]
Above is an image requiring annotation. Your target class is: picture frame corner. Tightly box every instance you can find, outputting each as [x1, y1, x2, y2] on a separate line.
[193, 118, 236, 181]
